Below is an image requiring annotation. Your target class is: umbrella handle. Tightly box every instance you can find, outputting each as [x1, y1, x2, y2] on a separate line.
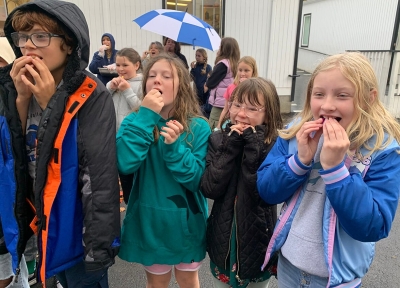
[192, 38, 196, 50]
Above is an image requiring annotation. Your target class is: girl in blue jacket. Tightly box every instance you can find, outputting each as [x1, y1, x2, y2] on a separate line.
[116, 54, 210, 288]
[257, 52, 400, 288]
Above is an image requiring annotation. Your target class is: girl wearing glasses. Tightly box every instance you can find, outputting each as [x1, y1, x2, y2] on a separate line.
[201, 78, 283, 288]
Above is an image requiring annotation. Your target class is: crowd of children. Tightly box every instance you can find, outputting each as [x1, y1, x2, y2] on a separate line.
[1, 1, 400, 288]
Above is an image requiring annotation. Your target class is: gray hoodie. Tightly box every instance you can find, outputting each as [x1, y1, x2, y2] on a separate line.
[106, 74, 143, 131]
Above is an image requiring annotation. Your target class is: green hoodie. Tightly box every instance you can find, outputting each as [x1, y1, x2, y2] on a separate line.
[116, 107, 210, 265]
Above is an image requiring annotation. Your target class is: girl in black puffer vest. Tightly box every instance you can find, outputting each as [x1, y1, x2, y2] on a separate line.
[201, 78, 283, 288]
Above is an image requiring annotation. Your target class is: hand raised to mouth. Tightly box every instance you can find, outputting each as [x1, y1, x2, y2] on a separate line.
[141, 88, 164, 113]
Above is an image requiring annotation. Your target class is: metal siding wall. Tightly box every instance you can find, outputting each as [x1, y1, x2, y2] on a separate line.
[224, 0, 273, 79]
[66, 0, 165, 66]
[267, 0, 299, 95]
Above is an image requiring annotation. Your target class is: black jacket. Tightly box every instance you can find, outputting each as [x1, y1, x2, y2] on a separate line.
[1, 0, 120, 281]
[201, 125, 277, 280]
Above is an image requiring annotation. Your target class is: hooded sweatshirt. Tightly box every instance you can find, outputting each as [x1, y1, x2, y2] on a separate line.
[89, 33, 118, 86]
[1, 0, 120, 282]
[106, 74, 143, 131]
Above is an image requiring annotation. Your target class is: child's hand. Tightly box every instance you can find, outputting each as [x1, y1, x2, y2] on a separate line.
[141, 89, 164, 113]
[104, 63, 116, 70]
[160, 120, 183, 144]
[142, 51, 149, 59]
[229, 123, 249, 136]
[118, 77, 130, 91]
[99, 45, 108, 52]
[191, 61, 196, 69]
[320, 118, 350, 170]
[22, 57, 56, 109]
[296, 118, 324, 165]
[10, 56, 35, 101]
[109, 77, 122, 90]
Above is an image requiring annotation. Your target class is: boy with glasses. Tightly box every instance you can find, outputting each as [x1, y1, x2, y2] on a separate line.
[0, 0, 120, 287]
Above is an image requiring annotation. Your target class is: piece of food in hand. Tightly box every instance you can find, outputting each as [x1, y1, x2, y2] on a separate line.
[120, 75, 124, 79]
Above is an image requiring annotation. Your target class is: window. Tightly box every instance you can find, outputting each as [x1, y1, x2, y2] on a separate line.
[301, 13, 311, 47]
[164, 0, 223, 36]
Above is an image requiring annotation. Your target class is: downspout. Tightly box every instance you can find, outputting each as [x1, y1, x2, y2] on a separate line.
[289, 0, 304, 102]
[221, 0, 226, 36]
[387, 0, 400, 85]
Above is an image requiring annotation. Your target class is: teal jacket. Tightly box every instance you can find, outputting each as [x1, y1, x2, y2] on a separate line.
[116, 107, 210, 265]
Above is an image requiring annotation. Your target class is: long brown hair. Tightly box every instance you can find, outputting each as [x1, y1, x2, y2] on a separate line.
[229, 77, 283, 144]
[196, 48, 208, 75]
[215, 37, 240, 76]
[142, 54, 204, 143]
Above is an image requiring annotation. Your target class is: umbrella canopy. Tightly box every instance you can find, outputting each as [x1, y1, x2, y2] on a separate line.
[133, 9, 221, 51]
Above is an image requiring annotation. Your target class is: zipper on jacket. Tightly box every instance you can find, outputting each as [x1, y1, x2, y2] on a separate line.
[224, 220, 233, 271]
[13, 267, 20, 284]
[233, 197, 244, 285]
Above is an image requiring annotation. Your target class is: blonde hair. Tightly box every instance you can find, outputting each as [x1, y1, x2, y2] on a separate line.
[233, 56, 258, 85]
[196, 48, 208, 75]
[215, 37, 240, 76]
[282, 52, 400, 157]
[141, 54, 204, 143]
[229, 77, 283, 144]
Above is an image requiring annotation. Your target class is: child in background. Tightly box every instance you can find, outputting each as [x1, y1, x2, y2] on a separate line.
[204, 37, 240, 129]
[257, 52, 400, 287]
[141, 41, 164, 70]
[107, 48, 143, 204]
[89, 33, 118, 86]
[201, 78, 282, 288]
[216, 56, 258, 128]
[190, 48, 212, 118]
[116, 54, 210, 288]
[107, 48, 143, 132]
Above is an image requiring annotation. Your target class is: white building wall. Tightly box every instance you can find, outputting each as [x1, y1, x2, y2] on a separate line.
[267, 0, 300, 98]
[224, 0, 273, 79]
[298, 0, 398, 72]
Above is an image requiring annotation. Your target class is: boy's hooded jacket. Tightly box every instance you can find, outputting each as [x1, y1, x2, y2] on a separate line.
[0, 0, 120, 283]
[89, 33, 118, 86]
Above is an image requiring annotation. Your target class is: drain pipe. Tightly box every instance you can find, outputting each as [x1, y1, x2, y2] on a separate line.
[387, 0, 400, 84]
[288, 0, 304, 102]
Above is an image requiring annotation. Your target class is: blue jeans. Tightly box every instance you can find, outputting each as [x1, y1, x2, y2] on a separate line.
[277, 253, 328, 288]
[56, 260, 109, 288]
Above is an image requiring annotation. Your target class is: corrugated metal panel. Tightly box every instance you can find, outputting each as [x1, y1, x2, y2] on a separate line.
[67, 0, 165, 65]
[224, 0, 273, 79]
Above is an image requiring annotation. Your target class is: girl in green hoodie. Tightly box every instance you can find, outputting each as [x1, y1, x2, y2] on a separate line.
[116, 54, 211, 288]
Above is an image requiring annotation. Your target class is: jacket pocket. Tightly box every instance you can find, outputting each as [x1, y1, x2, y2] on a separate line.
[137, 203, 190, 251]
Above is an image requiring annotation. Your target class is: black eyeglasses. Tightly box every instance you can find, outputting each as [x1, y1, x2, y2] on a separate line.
[11, 32, 64, 48]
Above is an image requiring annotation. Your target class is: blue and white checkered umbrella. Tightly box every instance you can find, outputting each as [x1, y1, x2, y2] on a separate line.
[133, 9, 221, 51]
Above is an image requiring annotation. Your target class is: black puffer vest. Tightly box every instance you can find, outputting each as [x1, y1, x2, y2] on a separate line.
[201, 125, 277, 280]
